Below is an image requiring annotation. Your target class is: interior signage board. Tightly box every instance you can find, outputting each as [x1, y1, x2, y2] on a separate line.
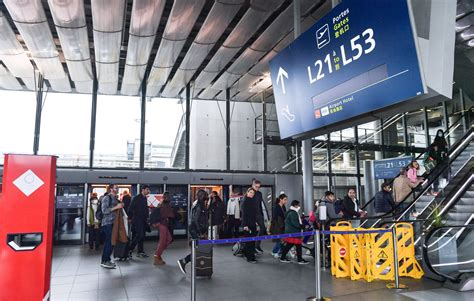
[269, 0, 426, 139]
[374, 156, 413, 179]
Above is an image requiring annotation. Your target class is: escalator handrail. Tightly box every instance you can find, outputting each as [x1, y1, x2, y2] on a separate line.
[328, 127, 473, 227]
[422, 224, 474, 283]
[361, 108, 473, 211]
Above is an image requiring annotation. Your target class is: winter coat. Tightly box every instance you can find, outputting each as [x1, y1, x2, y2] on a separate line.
[342, 196, 361, 219]
[374, 190, 396, 214]
[241, 196, 258, 228]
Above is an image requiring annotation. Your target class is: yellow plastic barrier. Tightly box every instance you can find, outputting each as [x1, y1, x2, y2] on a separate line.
[329, 223, 423, 283]
[394, 223, 424, 279]
[330, 221, 352, 278]
[349, 230, 367, 280]
[365, 230, 394, 282]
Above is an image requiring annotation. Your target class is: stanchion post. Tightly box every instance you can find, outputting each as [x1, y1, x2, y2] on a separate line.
[391, 227, 400, 289]
[321, 222, 326, 270]
[191, 239, 197, 301]
[307, 230, 325, 301]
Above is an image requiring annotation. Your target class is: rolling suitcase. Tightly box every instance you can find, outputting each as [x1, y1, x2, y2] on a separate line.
[196, 244, 213, 278]
[113, 241, 129, 261]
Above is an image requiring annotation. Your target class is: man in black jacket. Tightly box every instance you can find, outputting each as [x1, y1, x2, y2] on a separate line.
[128, 185, 151, 258]
[242, 188, 258, 263]
[252, 179, 267, 253]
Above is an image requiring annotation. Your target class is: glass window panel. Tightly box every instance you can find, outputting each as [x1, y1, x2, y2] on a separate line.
[331, 148, 356, 174]
[330, 128, 355, 142]
[382, 115, 405, 146]
[144, 98, 185, 169]
[313, 142, 328, 173]
[38, 93, 91, 167]
[0, 91, 36, 164]
[406, 110, 427, 148]
[427, 104, 444, 145]
[94, 95, 141, 168]
[358, 121, 380, 144]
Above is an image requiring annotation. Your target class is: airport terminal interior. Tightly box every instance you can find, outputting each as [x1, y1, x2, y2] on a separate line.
[0, 0, 473, 300]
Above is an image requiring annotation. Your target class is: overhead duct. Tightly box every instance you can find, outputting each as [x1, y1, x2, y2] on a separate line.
[146, 0, 206, 97]
[0, 11, 35, 90]
[47, 0, 93, 94]
[160, 0, 245, 98]
[3, 0, 71, 92]
[121, 0, 165, 96]
[0, 64, 22, 90]
[91, 0, 125, 94]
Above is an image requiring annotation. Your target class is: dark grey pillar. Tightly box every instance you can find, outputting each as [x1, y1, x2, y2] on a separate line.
[33, 73, 44, 155]
[354, 126, 362, 200]
[402, 113, 409, 154]
[89, 78, 98, 167]
[139, 78, 146, 169]
[423, 107, 430, 146]
[442, 101, 450, 147]
[262, 92, 267, 172]
[226, 88, 231, 171]
[460, 89, 467, 133]
[326, 134, 332, 190]
[185, 83, 191, 170]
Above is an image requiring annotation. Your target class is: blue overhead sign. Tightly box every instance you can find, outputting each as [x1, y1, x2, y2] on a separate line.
[269, 0, 426, 139]
[374, 156, 413, 180]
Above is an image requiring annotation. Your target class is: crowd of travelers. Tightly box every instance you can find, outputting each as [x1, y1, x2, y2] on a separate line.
[88, 131, 450, 271]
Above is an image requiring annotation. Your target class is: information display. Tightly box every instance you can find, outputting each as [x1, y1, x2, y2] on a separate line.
[56, 195, 83, 209]
[374, 156, 413, 179]
[269, 0, 426, 139]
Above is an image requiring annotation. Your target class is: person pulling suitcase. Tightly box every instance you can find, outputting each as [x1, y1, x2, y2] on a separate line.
[177, 190, 211, 277]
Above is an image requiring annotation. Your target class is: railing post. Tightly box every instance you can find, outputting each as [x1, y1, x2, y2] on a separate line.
[191, 239, 197, 301]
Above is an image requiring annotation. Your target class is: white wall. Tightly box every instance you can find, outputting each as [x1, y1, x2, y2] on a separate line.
[189, 100, 287, 171]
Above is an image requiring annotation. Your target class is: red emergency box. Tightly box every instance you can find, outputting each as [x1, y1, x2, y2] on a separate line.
[0, 154, 56, 301]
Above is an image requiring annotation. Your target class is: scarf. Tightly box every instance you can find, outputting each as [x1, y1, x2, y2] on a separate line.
[290, 206, 302, 225]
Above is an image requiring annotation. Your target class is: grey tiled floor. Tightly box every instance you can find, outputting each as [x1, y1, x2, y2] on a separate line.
[50, 241, 464, 300]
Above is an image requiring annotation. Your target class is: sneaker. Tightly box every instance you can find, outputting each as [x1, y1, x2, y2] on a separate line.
[255, 247, 264, 254]
[280, 258, 291, 264]
[128, 251, 133, 259]
[271, 252, 280, 259]
[177, 259, 186, 275]
[247, 259, 257, 264]
[137, 252, 149, 258]
[100, 261, 116, 269]
[298, 259, 310, 265]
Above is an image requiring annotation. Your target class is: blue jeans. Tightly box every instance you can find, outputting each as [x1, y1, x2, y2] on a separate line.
[101, 224, 113, 263]
[272, 241, 281, 254]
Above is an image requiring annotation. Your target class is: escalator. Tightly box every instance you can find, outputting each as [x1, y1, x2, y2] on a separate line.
[423, 225, 474, 291]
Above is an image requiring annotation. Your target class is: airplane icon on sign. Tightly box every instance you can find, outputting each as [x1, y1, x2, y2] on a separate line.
[316, 24, 330, 49]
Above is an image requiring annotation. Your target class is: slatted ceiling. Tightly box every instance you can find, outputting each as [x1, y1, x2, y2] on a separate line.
[91, 0, 125, 94]
[160, 0, 244, 98]
[48, 0, 93, 85]
[0, 64, 22, 90]
[192, 0, 284, 91]
[120, 0, 165, 96]
[4, 0, 69, 90]
[146, 0, 206, 96]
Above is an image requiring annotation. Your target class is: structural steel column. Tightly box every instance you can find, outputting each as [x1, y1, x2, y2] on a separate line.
[442, 101, 450, 147]
[33, 73, 44, 155]
[423, 107, 430, 146]
[262, 92, 267, 172]
[402, 113, 409, 154]
[185, 83, 191, 170]
[139, 78, 146, 169]
[89, 77, 98, 168]
[226, 88, 231, 171]
[354, 126, 362, 200]
[326, 134, 333, 190]
[460, 88, 467, 133]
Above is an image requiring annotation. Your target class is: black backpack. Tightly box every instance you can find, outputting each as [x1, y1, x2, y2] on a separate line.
[95, 195, 106, 221]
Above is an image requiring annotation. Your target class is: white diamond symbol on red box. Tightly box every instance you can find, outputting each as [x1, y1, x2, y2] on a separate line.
[13, 169, 45, 197]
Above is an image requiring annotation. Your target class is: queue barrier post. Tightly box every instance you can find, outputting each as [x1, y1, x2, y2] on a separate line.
[191, 239, 197, 301]
[307, 230, 330, 301]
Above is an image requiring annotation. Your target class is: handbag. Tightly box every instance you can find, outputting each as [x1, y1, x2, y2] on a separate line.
[424, 158, 436, 172]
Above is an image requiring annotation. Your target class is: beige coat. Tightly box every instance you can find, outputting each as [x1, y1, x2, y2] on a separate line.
[392, 175, 417, 203]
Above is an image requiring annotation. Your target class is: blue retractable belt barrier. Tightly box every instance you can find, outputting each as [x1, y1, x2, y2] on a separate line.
[198, 229, 391, 245]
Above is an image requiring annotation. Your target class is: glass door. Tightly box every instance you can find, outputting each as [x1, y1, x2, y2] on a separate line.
[54, 184, 85, 244]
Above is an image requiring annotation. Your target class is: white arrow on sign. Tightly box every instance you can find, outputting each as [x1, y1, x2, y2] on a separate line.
[276, 67, 288, 94]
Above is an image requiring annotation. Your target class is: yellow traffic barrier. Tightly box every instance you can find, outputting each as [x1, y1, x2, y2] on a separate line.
[329, 223, 424, 283]
[330, 221, 352, 278]
[365, 230, 394, 282]
[394, 223, 424, 279]
[349, 230, 367, 280]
